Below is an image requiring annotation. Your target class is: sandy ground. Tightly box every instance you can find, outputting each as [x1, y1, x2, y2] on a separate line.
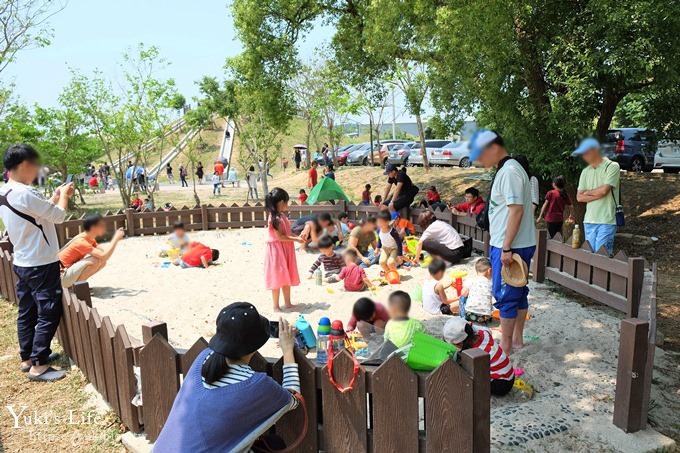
[86, 228, 679, 451]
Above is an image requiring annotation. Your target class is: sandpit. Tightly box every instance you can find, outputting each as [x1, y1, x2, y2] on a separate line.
[87, 228, 677, 451]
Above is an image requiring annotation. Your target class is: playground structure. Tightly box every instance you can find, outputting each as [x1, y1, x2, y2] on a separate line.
[0, 202, 658, 449]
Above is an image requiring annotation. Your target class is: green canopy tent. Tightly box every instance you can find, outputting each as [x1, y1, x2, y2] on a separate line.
[306, 177, 350, 204]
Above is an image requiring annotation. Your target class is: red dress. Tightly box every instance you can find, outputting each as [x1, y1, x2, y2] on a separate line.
[264, 215, 300, 290]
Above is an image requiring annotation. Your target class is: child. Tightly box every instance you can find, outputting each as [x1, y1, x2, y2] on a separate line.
[211, 171, 221, 195]
[376, 211, 403, 273]
[324, 164, 335, 180]
[338, 249, 374, 292]
[175, 242, 219, 268]
[393, 215, 416, 237]
[346, 297, 389, 337]
[308, 235, 345, 281]
[160, 221, 190, 257]
[264, 188, 302, 311]
[373, 194, 383, 207]
[144, 198, 153, 211]
[298, 189, 308, 204]
[130, 193, 143, 212]
[361, 184, 372, 205]
[459, 257, 494, 324]
[246, 166, 258, 200]
[338, 212, 354, 236]
[383, 290, 424, 347]
[422, 259, 459, 315]
[426, 186, 441, 205]
[443, 318, 514, 395]
[537, 175, 573, 239]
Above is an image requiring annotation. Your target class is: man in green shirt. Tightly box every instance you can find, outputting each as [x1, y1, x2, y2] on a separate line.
[573, 138, 620, 256]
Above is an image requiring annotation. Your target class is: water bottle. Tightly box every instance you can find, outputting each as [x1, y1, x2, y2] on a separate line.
[295, 315, 317, 350]
[315, 268, 322, 286]
[572, 224, 581, 249]
[316, 333, 329, 365]
[328, 320, 346, 353]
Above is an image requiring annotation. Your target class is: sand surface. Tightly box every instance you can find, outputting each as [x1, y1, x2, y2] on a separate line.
[87, 228, 679, 451]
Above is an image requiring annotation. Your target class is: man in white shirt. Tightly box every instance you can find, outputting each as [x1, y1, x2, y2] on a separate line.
[0, 144, 74, 381]
[469, 130, 536, 355]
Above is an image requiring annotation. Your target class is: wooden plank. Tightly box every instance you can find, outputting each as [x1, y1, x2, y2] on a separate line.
[591, 267, 609, 291]
[77, 299, 97, 385]
[69, 296, 87, 371]
[575, 259, 592, 284]
[66, 295, 84, 368]
[99, 316, 122, 418]
[460, 349, 491, 453]
[114, 324, 141, 432]
[142, 321, 168, 343]
[562, 256, 576, 276]
[2, 251, 16, 302]
[321, 349, 367, 452]
[125, 209, 136, 237]
[371, 355, 418, 453]
[545, 268, 627, 313]
[547, 250, 562, 271]
[640, 264, 657, 428]
[613, 319, 649, 433]
[626, 257, 645, 318]
[533, 229, 547, 283]
[180, 337, 208, 376]
[140, 334, 181, 442]
[249, 352, 271, 374]
[426, 359, 473, 453]
[610, 274, 627, 298]
[272, 348, 318, 453]
[546, 239, 629, 276]
[57, 292, 73, 358]
[0, 253, 9, 300]
[73, 281, 92, 307]
[87, 308, 107, 396]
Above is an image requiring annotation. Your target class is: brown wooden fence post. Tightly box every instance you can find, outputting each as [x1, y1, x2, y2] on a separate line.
[125, 208, 136, 237]
[483, 231, 490, 257]
[142, 321, 168, 343]
[626, 257, 645, 318]
[533, 229, 548, 283]
[201, 204, 209, 231]
[73, 281, 92, 307]
[460, 349, 491, 453]
[613, 318, 649, 433]
[55, 223, 66, 247]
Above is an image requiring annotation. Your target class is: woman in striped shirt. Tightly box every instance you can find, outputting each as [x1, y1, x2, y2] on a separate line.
[154, 303, 301, 452]
[443, 317, 515, 396]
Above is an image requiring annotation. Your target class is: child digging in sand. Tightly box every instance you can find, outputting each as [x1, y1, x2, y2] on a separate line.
[308, 235, 344, 282]
[383, 291, 424, 347]
[459, 257, 494, 324]
[422, 258, 459, 315]
[376, 210, 403, 273]
[346, 297, 389, 337]
[264, 188, 303, 311]
[338, 249, 374, 292]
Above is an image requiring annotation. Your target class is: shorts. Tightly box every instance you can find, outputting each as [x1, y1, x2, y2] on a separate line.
[490, 376, 515, 396]
[464, 312, 492, 324]
[61, 257, 96, 288]
[489, 245, 535, 319]
[379, 247, 399, 268]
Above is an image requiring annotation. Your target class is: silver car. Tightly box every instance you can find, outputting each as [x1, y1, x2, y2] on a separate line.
[345, 143, 372, 166]
[654, 140, 680, 173]
[430, 141, 471, 167]
[386, 142, 416, 165]
[407, 140, 451, 166]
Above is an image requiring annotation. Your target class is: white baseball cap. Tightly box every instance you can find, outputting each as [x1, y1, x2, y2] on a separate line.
[443, 317, 469, 344]
[469, 129, 499, 162]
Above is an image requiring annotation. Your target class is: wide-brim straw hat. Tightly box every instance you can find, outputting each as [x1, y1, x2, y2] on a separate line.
[501, 253, 528, 287]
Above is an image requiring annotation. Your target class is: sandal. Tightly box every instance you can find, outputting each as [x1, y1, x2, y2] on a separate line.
[20, 352, 61, 373]
[27, 366, 66, 382]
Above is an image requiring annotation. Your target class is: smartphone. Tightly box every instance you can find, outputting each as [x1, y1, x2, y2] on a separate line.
[269, 320, 279, 338]
[65, 174, 74, 184]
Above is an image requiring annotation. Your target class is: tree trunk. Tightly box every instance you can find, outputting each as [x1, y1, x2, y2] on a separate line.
[595, 89, 623, 141]
[369, 116, 374, 165]
[191, 160, 200, 206]
[260, 150, 269, 195]
[415, 113, 429, 170]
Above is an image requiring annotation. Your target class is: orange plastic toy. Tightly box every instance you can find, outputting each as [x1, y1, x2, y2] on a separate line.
[386, 269, 401, 284]
[449, 270, 468, 296]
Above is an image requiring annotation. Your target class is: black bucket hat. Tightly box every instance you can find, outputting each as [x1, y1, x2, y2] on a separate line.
[208, 302, 270, 358]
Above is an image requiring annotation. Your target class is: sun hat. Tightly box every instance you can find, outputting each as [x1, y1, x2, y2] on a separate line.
[469, 129, 499, 162]
[501, 253, 529, 287]
[208, 302, 270, 358]
[443, 317, 469, 344]
[571, 137, 601, 157]
[384, 163, 398, 175]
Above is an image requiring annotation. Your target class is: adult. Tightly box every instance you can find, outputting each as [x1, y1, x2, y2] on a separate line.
[179, 165, 188, 187]
[324, 164, 335, 180]
[573, 138, 621, 256]
[469, 130, 536, 355]
[154, 304, 301, 452]
[291, 214, 322, 249]
[537, 175, 573, 238]
[382, 164, 419, 216]
[166, 163, 174, 184]
[415, 211, 471, 265]
[59, 214, 125, 288]
[293, 148, 302, 170]
[348, 217, 379, 268]
[307, 161, 318, 188]
[451, 187, 486, 217]
[196, 161, 204, 184]
[318, 212, 343, 244]
[0, 144, 74, 381]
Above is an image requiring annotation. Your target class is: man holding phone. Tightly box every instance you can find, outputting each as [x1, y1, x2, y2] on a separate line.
[0, 144, 74, 382]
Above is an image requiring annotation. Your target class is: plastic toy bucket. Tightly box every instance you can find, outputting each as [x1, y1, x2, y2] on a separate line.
[404, 236, 419, 255]
[405, 332, 457, 371]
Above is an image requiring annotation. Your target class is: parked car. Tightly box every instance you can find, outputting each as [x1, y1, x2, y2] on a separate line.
[371, 140, 410, 165]
[407, 140, 451, 166]
[602, 128, 657, 172]
[347, 141, 406, 166]
[345, 143, 372, 165]
[430, 141, 471, 167]
[335, 144, 355, 166]
[387, 142, 416, 165]
[654, 140, 680, 173]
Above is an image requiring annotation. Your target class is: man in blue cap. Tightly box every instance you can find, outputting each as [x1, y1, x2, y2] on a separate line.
[382, 163, 419, 218]
[469, 130, 536, 355]
[573, 138, 620, 256]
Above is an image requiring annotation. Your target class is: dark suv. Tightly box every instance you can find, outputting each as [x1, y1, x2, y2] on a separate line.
[602, 128, 657, 172]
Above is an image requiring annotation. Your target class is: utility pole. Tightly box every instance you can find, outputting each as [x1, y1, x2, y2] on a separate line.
[391, 87, 397, 140]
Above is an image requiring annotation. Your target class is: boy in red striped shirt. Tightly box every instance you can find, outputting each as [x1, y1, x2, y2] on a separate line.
[443, 318, 514, 396]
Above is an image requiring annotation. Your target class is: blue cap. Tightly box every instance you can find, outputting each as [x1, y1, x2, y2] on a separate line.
[384, 163, 398, 175]
[469, 129, 499, 162]
[572, 138, 601, 157]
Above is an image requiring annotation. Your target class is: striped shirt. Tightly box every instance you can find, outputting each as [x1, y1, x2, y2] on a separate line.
[471, 329, 513, 380]
[309, 252, 345, 275]
[201, 353, 300, 408]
